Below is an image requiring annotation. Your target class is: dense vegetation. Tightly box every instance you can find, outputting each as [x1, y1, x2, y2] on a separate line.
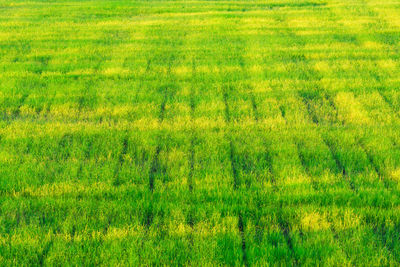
[1, 0, 400, 265]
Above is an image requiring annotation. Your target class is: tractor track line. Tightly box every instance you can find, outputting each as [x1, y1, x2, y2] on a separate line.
[300, 95, 357, 192]
[294, 139, 319, 190]
[188, 58, 197, 192]
[322, 136, 357, 192]
[277, 211, 300, 266]
[358, 139, 391, 189]
[238, 212, 248, 267]
[113, 134, 129, 186]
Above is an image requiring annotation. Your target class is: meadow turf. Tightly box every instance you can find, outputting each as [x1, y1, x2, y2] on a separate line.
[1, 0, 400, 265]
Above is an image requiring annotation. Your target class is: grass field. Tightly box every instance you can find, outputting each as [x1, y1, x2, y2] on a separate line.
[1, 0, 400, 265]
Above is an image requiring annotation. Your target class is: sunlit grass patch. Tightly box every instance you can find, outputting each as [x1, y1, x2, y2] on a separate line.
[301, 212, 330, 232]
[334, 92, 371, 125]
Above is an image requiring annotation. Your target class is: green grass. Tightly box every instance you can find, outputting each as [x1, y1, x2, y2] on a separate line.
[1, 0, 400, 265]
